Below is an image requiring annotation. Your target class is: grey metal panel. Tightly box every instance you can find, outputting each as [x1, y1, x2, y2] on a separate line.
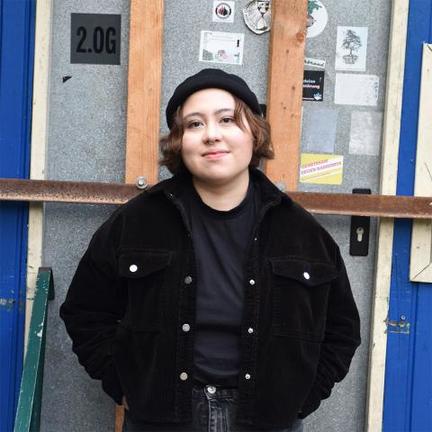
[42, 204, 119, 432]
[41, 0, 390, 430]
[161, 0, 270, 137]
[300, 2, 390, 430]
[41, 0, 129, 430]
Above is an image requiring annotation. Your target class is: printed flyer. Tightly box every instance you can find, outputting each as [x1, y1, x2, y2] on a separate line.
[300, 153, 344, 185]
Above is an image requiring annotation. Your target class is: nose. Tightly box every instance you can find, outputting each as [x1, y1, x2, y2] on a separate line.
[203, 120, 222, 144]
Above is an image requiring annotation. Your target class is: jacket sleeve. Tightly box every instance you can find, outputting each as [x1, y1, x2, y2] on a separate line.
[299, 246, 361, 418]
[59, 217, 126, 404]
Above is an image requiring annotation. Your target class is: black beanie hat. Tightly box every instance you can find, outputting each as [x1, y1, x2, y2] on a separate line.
[165, 68, 262, 129]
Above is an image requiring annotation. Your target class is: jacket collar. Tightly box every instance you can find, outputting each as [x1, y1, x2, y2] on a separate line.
[147, 167, 292, 208]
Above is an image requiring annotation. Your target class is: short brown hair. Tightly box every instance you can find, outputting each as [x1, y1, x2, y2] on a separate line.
[159, 96, 274, 175]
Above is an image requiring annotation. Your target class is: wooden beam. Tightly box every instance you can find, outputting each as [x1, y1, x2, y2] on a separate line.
[125, 0, 164, 185]
[121, 1, 165, 428]
[265, 0, 307, 191]
[26, 0, 53, 353]
[366, 1, 409, 430]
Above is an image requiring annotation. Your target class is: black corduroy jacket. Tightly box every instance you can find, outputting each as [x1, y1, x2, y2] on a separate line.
[60, 168, 361, 429]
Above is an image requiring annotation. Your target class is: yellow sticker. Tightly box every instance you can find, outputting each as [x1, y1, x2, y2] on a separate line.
[300, 153, 343, 185]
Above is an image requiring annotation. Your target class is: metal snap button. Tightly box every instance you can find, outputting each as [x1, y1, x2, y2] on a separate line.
[206, 385, 216, 394]
[245, 373, 251, 380]
[303, 272, 310, 280]
[247, 327, 254, 334]
[249, 279, 255, 286]
[179, 372, 188, 381]
[129, 264, 138, 273]
[184, 275, 193, 285]
[182, 323, 190, 332]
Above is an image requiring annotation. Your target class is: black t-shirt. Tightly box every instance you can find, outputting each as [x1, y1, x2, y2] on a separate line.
[181, 179, 257, 387]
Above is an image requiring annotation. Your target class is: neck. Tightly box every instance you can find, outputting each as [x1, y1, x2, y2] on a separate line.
[192, 172, 250, 211]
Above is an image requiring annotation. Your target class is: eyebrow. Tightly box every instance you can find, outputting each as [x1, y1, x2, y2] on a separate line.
[182, 108, 234, 121]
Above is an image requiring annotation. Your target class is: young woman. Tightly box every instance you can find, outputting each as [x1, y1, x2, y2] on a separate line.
[60, 69, 361, 432]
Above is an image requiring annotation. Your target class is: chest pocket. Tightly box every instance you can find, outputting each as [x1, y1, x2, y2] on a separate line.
[269, 257, 338, 341]
[118, 250, 173, 331]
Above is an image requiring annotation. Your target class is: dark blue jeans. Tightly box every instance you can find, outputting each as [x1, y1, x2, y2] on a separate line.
[123, 385, 304, 432]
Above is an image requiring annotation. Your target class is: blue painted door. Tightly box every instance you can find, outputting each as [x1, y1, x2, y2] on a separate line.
[0, 1, 36, 430]
[383, 1, 432, 431]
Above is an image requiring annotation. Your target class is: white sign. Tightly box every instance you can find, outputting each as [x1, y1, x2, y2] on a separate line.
[335, 73, 379, 106]
[199, 31, 244, 65]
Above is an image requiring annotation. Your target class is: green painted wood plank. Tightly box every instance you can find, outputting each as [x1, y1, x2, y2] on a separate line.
[14, 268, 54, 432]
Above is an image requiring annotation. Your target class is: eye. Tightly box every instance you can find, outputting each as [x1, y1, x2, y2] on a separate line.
[220, 116, 234, 124]
[185, 120, 203, 129]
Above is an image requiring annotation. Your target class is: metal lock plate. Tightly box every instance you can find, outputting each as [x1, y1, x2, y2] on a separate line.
[350, 188, 371, 256]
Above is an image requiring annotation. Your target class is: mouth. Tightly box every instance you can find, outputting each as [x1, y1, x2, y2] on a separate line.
[202, 150, 230, 158]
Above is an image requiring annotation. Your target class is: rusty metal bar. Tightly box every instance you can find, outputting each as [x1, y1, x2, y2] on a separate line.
[1, 178, 432, 218]
[288, 191, 432, 219]
[0, 178, 136, 205]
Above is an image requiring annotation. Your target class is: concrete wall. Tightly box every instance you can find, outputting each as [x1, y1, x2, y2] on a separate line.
[41, 1, 391, 430]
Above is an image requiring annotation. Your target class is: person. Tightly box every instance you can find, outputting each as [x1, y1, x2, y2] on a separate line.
[60, 68, 361, 432]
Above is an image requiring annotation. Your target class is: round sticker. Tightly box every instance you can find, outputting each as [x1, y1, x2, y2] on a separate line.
[306, 0, 328, 38]
[243, 0, 271, 34]
[215, 3, 232, 20]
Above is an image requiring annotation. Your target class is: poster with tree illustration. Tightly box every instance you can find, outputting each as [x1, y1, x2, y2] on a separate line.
[335, 26, 368, 71]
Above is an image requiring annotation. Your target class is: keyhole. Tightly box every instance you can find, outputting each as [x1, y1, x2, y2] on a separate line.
[356, 227, 364, 242]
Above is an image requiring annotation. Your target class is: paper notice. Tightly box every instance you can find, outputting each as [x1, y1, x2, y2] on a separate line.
[199, 31, 244, 65]
[349, 111, 383, 156]
[334, 73, 379, 106]
[303, 70, 325, 101]
[302, 107, 338, 153]
[300, 153, 344, 185]
[335, 26, 368, 72]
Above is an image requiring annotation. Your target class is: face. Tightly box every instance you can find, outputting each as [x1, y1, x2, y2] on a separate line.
[180, 88, 254, 188]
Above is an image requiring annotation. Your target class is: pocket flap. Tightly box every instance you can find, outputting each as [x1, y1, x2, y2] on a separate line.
[118, 250, 172, 278]
[269, 257, 338, 286]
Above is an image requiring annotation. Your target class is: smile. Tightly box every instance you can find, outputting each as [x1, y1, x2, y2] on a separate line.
[202, 151, 230, 159]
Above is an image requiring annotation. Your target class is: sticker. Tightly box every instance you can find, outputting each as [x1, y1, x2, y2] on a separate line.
[302, 107, 338, 153]
[243, 0, 271, 34]
[304, 57, 326, 69]
[335, 26, 368, 71]
[213, 1, 235, 23]
[300, 153, 344, 185]
[303, 70, 325, 101]
[199, 31, 244, 65]
[334, 73, 379, 106]
[70, 13, 121, 65]
[349, 111, 383, 156]
[307, 0, 328, 38]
